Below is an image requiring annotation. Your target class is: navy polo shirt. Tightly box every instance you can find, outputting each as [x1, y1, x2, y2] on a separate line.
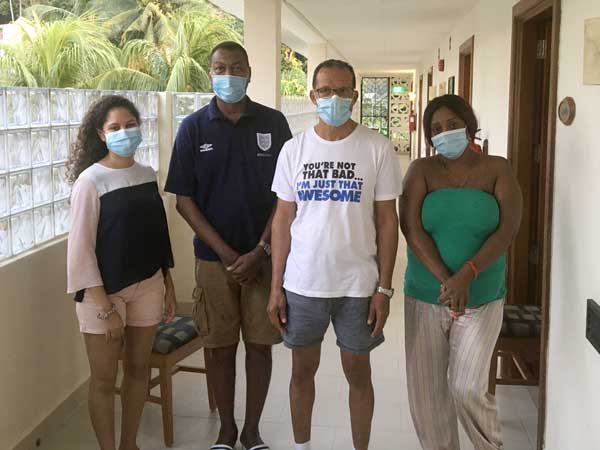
[165, 96, 292, 261]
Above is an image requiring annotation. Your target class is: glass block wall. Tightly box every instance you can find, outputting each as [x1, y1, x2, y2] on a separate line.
[172, 94, 316, 137]
[173, 93, 215, 135]
[0, 88, 160, 261]
[0, 89, 313, 263]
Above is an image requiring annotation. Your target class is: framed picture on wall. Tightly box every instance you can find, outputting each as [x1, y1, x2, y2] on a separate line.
[448, 76, 456, 94]
[429, 85, 436, 101]
[439, 81, 447, 96]
[584, 17, 600, 85]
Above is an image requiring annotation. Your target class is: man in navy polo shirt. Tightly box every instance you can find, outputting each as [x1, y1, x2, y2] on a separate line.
[165, 41, 291, 450]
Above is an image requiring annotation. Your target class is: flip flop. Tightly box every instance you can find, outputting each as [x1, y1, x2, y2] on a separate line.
[242, 445, 270, 450]
[210, 446, 234, 450]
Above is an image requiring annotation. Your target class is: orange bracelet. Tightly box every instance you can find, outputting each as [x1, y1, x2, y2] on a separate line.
[466, 261, 479, 279]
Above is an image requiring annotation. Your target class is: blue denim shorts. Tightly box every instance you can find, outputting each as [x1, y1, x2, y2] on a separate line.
[283, 290, 385, 354]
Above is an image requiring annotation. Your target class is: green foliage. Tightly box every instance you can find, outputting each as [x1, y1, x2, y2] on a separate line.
[97, 9, 241, 91]
[281, 44, 306, 97]
[0, 0, 307, 96]
[0, 12, 119, 87]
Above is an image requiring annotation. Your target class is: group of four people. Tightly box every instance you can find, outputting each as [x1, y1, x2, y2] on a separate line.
[66, 40, 522, 450]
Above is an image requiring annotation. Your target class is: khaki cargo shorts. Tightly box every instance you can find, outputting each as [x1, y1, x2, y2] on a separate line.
[191, 258, 282, 348]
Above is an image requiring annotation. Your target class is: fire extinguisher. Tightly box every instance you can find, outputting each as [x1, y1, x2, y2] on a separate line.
[409, 112, 417, 132]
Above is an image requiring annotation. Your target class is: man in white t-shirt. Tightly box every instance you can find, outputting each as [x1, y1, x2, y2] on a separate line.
[268, 59, 402, 450]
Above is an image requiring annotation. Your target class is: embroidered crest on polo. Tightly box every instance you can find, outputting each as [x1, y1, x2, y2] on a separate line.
[199, 143, 213, 153]
[256, 133, 272, 151]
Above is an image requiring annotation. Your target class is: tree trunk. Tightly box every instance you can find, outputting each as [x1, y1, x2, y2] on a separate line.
[9, 0, 15, 22]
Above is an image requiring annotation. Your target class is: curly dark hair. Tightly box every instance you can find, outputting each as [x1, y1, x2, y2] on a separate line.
[66, 95, 141, 184]
[422, 94, 479, 147]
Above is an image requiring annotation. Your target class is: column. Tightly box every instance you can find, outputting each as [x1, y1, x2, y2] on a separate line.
[244, 0, 282, 109]
[306, 43, 328, 93]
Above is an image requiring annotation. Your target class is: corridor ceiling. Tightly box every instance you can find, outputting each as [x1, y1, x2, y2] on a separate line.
[210, 0, 478, 72]
[285, 0, 478, 72]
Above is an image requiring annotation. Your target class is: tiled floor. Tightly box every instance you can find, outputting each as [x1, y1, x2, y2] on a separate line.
[42, 156, 539, 450]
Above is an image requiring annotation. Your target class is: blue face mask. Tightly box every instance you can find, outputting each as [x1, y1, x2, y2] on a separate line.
[432, 128, 469, 160]
[212, 75, 248, 103]
[316, 95, 353, 127]
[105, 127, 142, 158]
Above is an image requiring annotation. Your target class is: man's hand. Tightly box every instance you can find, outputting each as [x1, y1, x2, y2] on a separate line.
[438, 266, 473, 318]
[267, 288, 287, 333]
[219, 248, 240, 268]
[367, 293, 390, 337]
[228, 248, 264, 285]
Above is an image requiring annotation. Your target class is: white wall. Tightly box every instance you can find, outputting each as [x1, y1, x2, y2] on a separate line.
[418, 0, 516, 157]
[546, 1, 600, 448]
[419, 0, 600, 448]
[0, 241, 90, 449]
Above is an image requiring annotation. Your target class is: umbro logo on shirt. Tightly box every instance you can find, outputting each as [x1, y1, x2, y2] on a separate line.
[199, 143, 214, 153]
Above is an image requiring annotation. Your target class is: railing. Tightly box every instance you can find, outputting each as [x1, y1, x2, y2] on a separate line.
[0, 88, 316, 263]
[281, 96, 317, 135]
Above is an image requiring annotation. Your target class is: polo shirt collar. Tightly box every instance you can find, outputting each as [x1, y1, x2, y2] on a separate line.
[208, 95, 258, 121]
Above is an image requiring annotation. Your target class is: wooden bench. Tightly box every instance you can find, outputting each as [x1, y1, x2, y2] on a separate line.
[116, 316, 216, 447]
[489, 304, 541, 395]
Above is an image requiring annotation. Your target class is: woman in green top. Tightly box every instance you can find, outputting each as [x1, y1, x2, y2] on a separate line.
[400, 95, 522, 450]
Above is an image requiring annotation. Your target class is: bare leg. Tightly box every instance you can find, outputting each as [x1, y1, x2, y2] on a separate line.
[84, 333, 122, 450]
[290, 346, 321, 444]
[119, 325, 158, 450]
[240, 343, 272, 448]
[206, 343, 239, 447]
[341, 351, 374, 450]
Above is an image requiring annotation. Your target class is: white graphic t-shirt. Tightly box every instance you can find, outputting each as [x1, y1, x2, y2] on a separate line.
[271, 124, 403, 298]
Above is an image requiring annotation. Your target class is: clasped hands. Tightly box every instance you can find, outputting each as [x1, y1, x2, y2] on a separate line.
[224, 247, 266, 285]
[438, 266, 474, 319]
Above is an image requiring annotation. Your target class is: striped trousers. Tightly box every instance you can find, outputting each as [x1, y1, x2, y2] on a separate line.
[404, 296, 504, 450]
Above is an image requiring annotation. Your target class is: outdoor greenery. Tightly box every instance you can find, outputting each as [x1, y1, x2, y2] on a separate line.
[0, 0, 308, 95]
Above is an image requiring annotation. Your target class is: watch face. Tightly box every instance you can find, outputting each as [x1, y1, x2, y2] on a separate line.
[378, 287, 394, 297]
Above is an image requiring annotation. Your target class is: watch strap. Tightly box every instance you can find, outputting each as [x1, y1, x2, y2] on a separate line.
[376, 286, 395, 299]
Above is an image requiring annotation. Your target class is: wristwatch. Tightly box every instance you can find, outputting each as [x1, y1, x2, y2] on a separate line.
[257, 240, 272, 256]
[97, 303, 117, 320]
[376, 286, 395, 299]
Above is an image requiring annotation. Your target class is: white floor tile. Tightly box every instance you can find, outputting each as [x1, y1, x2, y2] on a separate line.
[42, 210, 538, 450]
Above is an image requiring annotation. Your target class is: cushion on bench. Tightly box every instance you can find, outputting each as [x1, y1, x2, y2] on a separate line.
[500, 305, 542, 338]
[152, 316, 198, 354]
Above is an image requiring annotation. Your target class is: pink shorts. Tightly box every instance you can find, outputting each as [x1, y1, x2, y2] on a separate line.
[76, 270, 165, 334]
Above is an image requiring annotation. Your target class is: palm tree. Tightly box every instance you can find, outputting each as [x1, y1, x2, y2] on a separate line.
[94, 10, 241, 92]
[104, 0, 173, 45]
[25, 0, 136, 22]
[0, 12, 120, 88]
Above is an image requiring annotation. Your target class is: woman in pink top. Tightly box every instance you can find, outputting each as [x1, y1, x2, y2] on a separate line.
[66, 95, 176, 450]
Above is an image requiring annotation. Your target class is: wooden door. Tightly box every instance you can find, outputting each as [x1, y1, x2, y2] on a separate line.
[459, 36, 475, 104]
[426, 68, 433, 157]
[509, 12, 553, 308]
[418, 75, 423, 158]
[506, 2, 561, 448]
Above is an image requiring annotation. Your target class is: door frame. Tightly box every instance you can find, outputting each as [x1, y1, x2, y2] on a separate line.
[458, 36, 475, 103]
[426, 67, 433, 157]
[506, 1, 561, 449]
[418, 74, 423, 158]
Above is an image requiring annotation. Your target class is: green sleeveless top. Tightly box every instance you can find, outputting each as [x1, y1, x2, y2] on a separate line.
[404, 188, 507, 307]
